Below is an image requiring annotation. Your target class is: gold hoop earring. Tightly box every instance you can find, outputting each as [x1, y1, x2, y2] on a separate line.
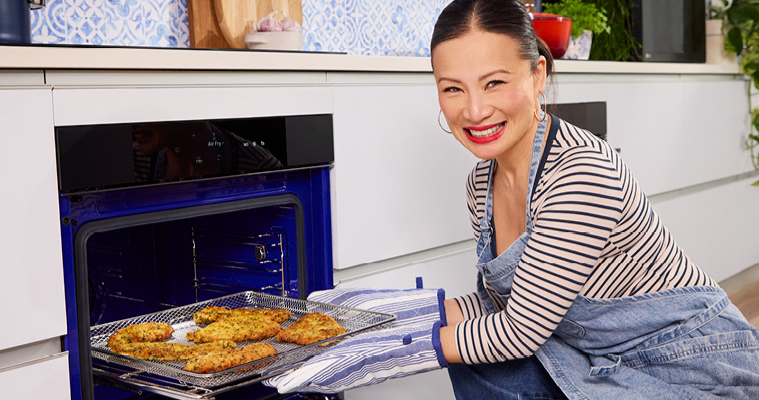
[534, 91, 547, 122]
[438, 109, 452, 134]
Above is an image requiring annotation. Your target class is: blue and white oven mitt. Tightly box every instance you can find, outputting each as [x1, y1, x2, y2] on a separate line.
[268, 320, 448, 393]
[265, 278, 449, 394]
[306, 279, 447, 327]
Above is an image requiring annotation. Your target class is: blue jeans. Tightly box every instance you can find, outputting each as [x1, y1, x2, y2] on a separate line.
[448, 356, 567, 400]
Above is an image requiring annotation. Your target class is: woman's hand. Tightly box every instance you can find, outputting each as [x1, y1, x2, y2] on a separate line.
[440, 299, 464, 364]
[267, 321, 448, 393]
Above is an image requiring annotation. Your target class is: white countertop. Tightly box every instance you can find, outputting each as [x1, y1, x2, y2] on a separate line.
[0, 44, 742, 75]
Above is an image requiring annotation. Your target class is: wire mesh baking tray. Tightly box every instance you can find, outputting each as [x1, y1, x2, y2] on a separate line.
[90, 291, 396, 388]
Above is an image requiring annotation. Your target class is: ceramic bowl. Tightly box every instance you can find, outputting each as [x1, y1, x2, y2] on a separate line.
[530, 13, 572, 59]
[245, 31, 304, 51]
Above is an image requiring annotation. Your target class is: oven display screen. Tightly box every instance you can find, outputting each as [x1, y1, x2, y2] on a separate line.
[55, 114, 333, 192]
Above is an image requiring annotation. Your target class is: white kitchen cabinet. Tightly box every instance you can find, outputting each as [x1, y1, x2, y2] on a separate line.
[554, 75, 752, 196]
[0, 352, 71, 400]
[652, 176, 759, 282]
[331, 83, 478, 269]
[0, 86, 67, 351]
[51, 83, 334, 127]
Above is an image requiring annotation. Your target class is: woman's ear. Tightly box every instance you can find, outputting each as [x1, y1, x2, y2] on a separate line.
[533, 55, 547, 94]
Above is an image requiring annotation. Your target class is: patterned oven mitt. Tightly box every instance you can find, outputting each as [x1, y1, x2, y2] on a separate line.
[265, 278, 449, 394]
[306, 278, 447, 327]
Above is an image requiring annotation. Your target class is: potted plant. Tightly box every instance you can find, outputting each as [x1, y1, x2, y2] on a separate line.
[541, 0, 610, 60]
[713, 0, 759, 183]
[583, 0, 640, 61]
[706, 1, 738, 65]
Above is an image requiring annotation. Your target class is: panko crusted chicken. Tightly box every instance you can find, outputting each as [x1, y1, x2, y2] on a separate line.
[116, 340, 237, 361]
[184, 343, 278, 373]
[276, 312, 346, 345]
[193, 306, 292, 325]
[187, 314, 282, 343]
[107, 322, 175, 353]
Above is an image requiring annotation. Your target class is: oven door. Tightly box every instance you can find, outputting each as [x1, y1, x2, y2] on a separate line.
[56, 115, 336, 400]
[63, 173, 335, 400]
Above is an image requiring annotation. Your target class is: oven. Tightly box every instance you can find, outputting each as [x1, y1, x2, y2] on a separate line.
[55, 113, 339, 400]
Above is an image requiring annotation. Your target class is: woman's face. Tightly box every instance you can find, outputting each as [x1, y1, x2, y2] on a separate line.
[433, 30, 546, 162]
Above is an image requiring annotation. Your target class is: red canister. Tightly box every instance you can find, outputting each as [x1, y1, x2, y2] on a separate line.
[530, 13, 573, 59]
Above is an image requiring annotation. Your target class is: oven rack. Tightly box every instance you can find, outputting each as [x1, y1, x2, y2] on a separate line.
[90, 291, 396, 399]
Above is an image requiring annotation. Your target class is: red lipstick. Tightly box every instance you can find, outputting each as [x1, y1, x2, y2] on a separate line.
[464, 122, 505, 144]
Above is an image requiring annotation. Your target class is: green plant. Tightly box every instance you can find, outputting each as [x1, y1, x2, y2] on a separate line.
[715, 0, 759, 184]
[542, 0, 610, 38]
[583, 0, 641, 61]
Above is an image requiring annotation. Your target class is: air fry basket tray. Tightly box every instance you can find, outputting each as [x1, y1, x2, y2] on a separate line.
[90, 291, 396, 390]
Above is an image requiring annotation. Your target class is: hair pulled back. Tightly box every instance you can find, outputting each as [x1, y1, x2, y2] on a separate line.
[430, 0, 554, 78]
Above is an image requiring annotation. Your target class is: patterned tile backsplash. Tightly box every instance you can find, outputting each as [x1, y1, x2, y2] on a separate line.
[31, 0, 190, 47]
[30, 0, 453, 57]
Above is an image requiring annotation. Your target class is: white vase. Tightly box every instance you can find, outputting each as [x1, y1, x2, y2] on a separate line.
[706, 19, 737, 66]
[561, 30, 592, 60]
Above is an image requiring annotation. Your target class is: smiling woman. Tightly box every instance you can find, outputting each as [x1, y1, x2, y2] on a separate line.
[428, 1, 759, 400]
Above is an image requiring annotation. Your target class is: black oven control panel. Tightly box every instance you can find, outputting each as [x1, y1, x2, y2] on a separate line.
[55, 114, 334, 192]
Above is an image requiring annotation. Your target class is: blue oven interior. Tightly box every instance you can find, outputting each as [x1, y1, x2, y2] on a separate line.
[55, 115, 336, 400]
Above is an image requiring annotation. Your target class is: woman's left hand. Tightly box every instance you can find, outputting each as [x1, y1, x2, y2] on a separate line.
[265, 320, 448, 393]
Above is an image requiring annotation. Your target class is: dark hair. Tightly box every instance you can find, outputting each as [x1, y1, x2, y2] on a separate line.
[430, 0, 555, 78]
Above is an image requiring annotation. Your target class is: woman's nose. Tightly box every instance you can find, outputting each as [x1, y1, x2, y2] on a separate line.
[463, 93, 492, 122]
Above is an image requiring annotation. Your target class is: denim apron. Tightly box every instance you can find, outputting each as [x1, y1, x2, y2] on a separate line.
[471, 118, 759, 399]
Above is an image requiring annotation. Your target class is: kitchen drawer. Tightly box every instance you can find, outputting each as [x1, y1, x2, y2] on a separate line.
[0, 352, 70, 400]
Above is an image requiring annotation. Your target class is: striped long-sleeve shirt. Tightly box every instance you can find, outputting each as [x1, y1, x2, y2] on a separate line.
[454, 116, 717, 364]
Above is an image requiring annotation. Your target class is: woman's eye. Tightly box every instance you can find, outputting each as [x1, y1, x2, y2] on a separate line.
[486, 80, 504, 88]
[443, 86, 461, 93]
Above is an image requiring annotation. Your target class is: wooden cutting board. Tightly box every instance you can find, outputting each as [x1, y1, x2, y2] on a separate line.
[188, 0, 303, 49]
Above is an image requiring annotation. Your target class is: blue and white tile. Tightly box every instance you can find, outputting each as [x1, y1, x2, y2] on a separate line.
[31, 2, 67, 44]
[31, 0, 189, 47]
[64, 0, 109, 45]
[104, 0, 146, 46]
[142, 0, 183, 47]
[300, 0, 453, 56]
[30, 0, 454, 56]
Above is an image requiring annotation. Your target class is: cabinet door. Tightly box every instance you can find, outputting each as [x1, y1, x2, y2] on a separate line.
[0, 353, 70, 400]
[555, 76, 751, 196]
[0, 87, 67, 350]
[652, 176, 759, 282]
[332, 84, 478, 269]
